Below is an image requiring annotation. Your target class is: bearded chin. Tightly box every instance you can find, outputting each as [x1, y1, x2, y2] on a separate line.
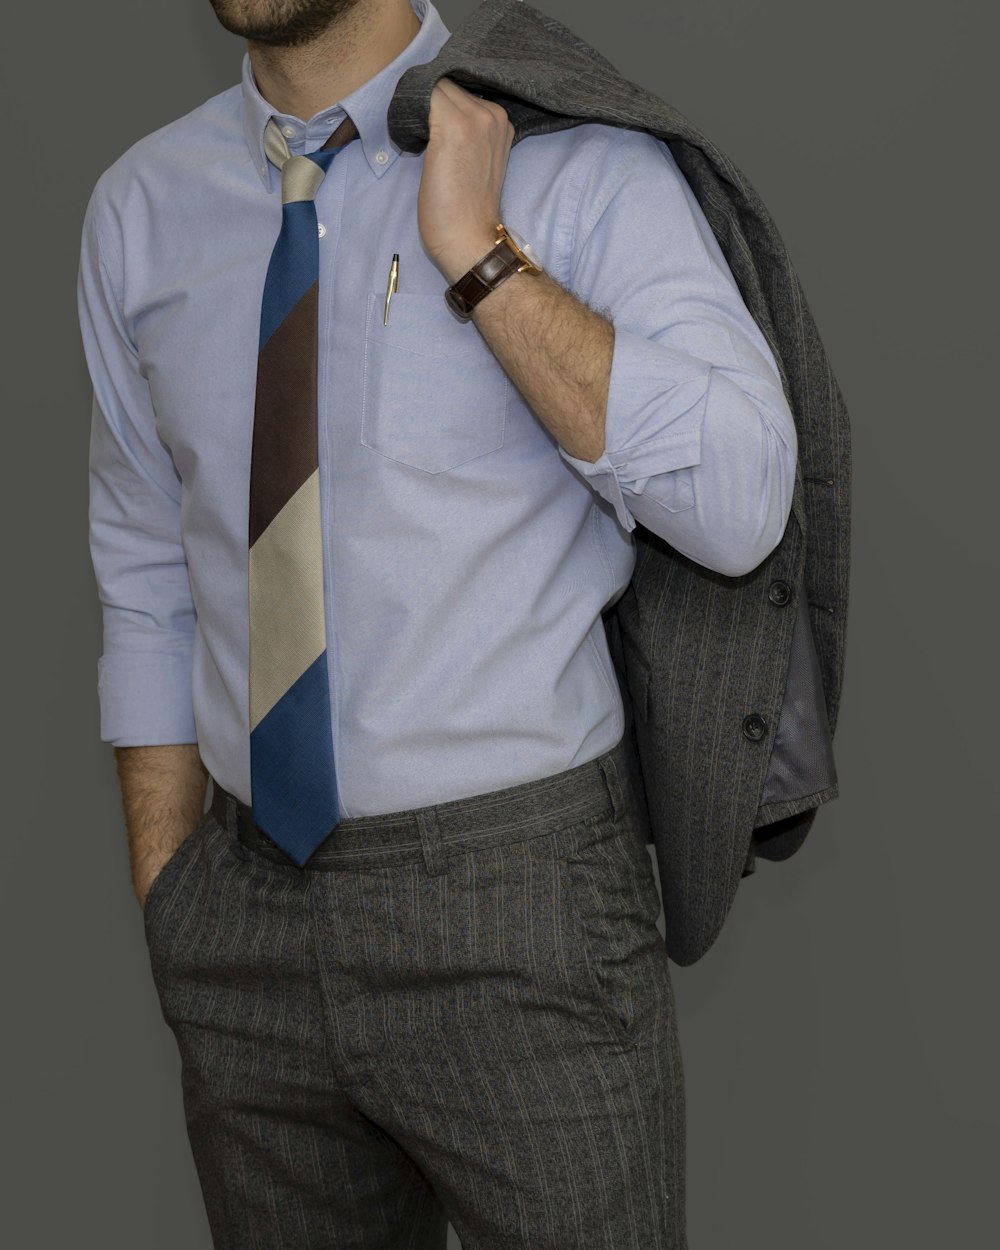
[207, 0, 364, 49]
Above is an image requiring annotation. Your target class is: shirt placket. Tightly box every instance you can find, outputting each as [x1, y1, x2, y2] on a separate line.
[313, 142, 351, 816]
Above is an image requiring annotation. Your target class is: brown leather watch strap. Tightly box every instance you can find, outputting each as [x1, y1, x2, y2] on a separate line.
[445, 238, 525, 320]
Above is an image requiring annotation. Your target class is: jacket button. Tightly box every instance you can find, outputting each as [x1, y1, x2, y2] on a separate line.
[742, 713, 767, 740]
[768, 579, 791, 605]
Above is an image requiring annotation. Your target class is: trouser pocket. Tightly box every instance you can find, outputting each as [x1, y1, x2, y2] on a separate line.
[556, 811, 666, 1047]
[141, 810, 228, 999]
[142, 809, 215, 937]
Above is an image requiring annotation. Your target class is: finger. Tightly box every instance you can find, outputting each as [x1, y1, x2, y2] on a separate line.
[434, 76, 482, 116]
[436, 76, 506, 120]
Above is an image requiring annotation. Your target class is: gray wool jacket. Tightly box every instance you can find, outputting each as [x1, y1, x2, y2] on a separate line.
[387, 0, 850, 966]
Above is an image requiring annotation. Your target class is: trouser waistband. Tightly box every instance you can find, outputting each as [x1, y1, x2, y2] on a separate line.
[209, 734, 635, 875]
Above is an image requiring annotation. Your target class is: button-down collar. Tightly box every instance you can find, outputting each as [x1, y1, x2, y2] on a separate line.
[241, 0, 450, 188]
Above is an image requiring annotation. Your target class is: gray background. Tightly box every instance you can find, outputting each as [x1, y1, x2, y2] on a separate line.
[2, 0, 996, 1245]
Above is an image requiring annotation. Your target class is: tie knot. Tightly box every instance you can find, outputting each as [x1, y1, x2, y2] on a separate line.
[263, 119, 329, 205]
[264, 115, 358, 205]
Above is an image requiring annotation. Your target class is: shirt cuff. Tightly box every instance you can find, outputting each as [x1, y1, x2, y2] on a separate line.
[558, 326, 710, 531]
[97, 649, 198, 745]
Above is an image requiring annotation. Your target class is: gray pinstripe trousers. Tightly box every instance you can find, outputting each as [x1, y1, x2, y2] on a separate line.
[141, 736, 687, 1248]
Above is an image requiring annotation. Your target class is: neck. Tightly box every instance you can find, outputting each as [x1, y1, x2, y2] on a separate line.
[248, 0, 421, 121]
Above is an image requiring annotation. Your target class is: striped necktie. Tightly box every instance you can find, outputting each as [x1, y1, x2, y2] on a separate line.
[248, 113, 358, 867]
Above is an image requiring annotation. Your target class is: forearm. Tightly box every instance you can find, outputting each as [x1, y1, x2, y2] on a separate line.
[419, 80, 614, 463]
[113, 743, 208, 903]
[468, 267, 614, 463]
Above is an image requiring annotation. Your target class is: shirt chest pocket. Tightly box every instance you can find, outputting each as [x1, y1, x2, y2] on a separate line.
[361, 292, 509, 474]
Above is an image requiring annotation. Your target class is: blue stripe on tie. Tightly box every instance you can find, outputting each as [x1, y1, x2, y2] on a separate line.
[258, 148, 341, 351]
[249, 651, 340, 866]
[259, 201, 319, 350]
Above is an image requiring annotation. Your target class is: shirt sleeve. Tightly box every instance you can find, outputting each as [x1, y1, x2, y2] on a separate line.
[77, 177, 198, 745]
[559, 128, 798, 578]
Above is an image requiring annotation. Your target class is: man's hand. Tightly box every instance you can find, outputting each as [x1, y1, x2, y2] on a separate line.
[417, 77, 514, 283]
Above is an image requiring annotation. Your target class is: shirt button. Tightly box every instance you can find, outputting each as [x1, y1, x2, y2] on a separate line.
[281, 125, 296, 138]
[375, 149, 389, 165]
[317, 223, 326, 238]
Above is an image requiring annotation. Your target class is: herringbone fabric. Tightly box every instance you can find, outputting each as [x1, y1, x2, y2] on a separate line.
[248, 114, 358, 867]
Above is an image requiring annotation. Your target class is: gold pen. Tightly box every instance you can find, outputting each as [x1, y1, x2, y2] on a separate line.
[383, 253, 399, 325]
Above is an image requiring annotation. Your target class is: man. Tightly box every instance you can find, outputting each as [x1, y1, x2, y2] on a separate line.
[77, 0, 798, 1245]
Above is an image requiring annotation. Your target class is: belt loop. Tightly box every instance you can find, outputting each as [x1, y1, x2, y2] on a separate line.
[598, 747, 627, 820]
[415, 808, 449, 877]
[209, 775, 229, 831]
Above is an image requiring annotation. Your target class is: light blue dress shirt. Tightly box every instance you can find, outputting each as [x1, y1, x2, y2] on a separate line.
[77, 0, 797, 816]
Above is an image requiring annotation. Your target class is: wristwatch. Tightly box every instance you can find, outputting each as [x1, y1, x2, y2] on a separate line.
[444, 223, 542, 321]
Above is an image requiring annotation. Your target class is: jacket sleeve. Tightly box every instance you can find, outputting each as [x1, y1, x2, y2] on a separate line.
[77, 176, 199, 745]
[560, 128, 798, 578]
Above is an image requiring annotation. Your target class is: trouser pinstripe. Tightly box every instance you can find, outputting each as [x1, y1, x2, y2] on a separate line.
[141, 735, 687, 1248]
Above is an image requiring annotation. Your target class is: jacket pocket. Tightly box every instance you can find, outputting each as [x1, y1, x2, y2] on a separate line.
[361, 292, 508, 473]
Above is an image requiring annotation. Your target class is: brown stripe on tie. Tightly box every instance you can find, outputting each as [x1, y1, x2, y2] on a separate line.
[326, 116, 359, 152]
[249, 282, 320, 548]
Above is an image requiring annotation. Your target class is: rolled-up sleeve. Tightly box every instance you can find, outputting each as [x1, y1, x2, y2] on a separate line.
[559, 129, 798, 578]
[77, 178, 198, 745]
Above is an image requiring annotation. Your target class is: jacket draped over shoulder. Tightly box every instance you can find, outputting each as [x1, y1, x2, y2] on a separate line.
[388, 0, 850, 965]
